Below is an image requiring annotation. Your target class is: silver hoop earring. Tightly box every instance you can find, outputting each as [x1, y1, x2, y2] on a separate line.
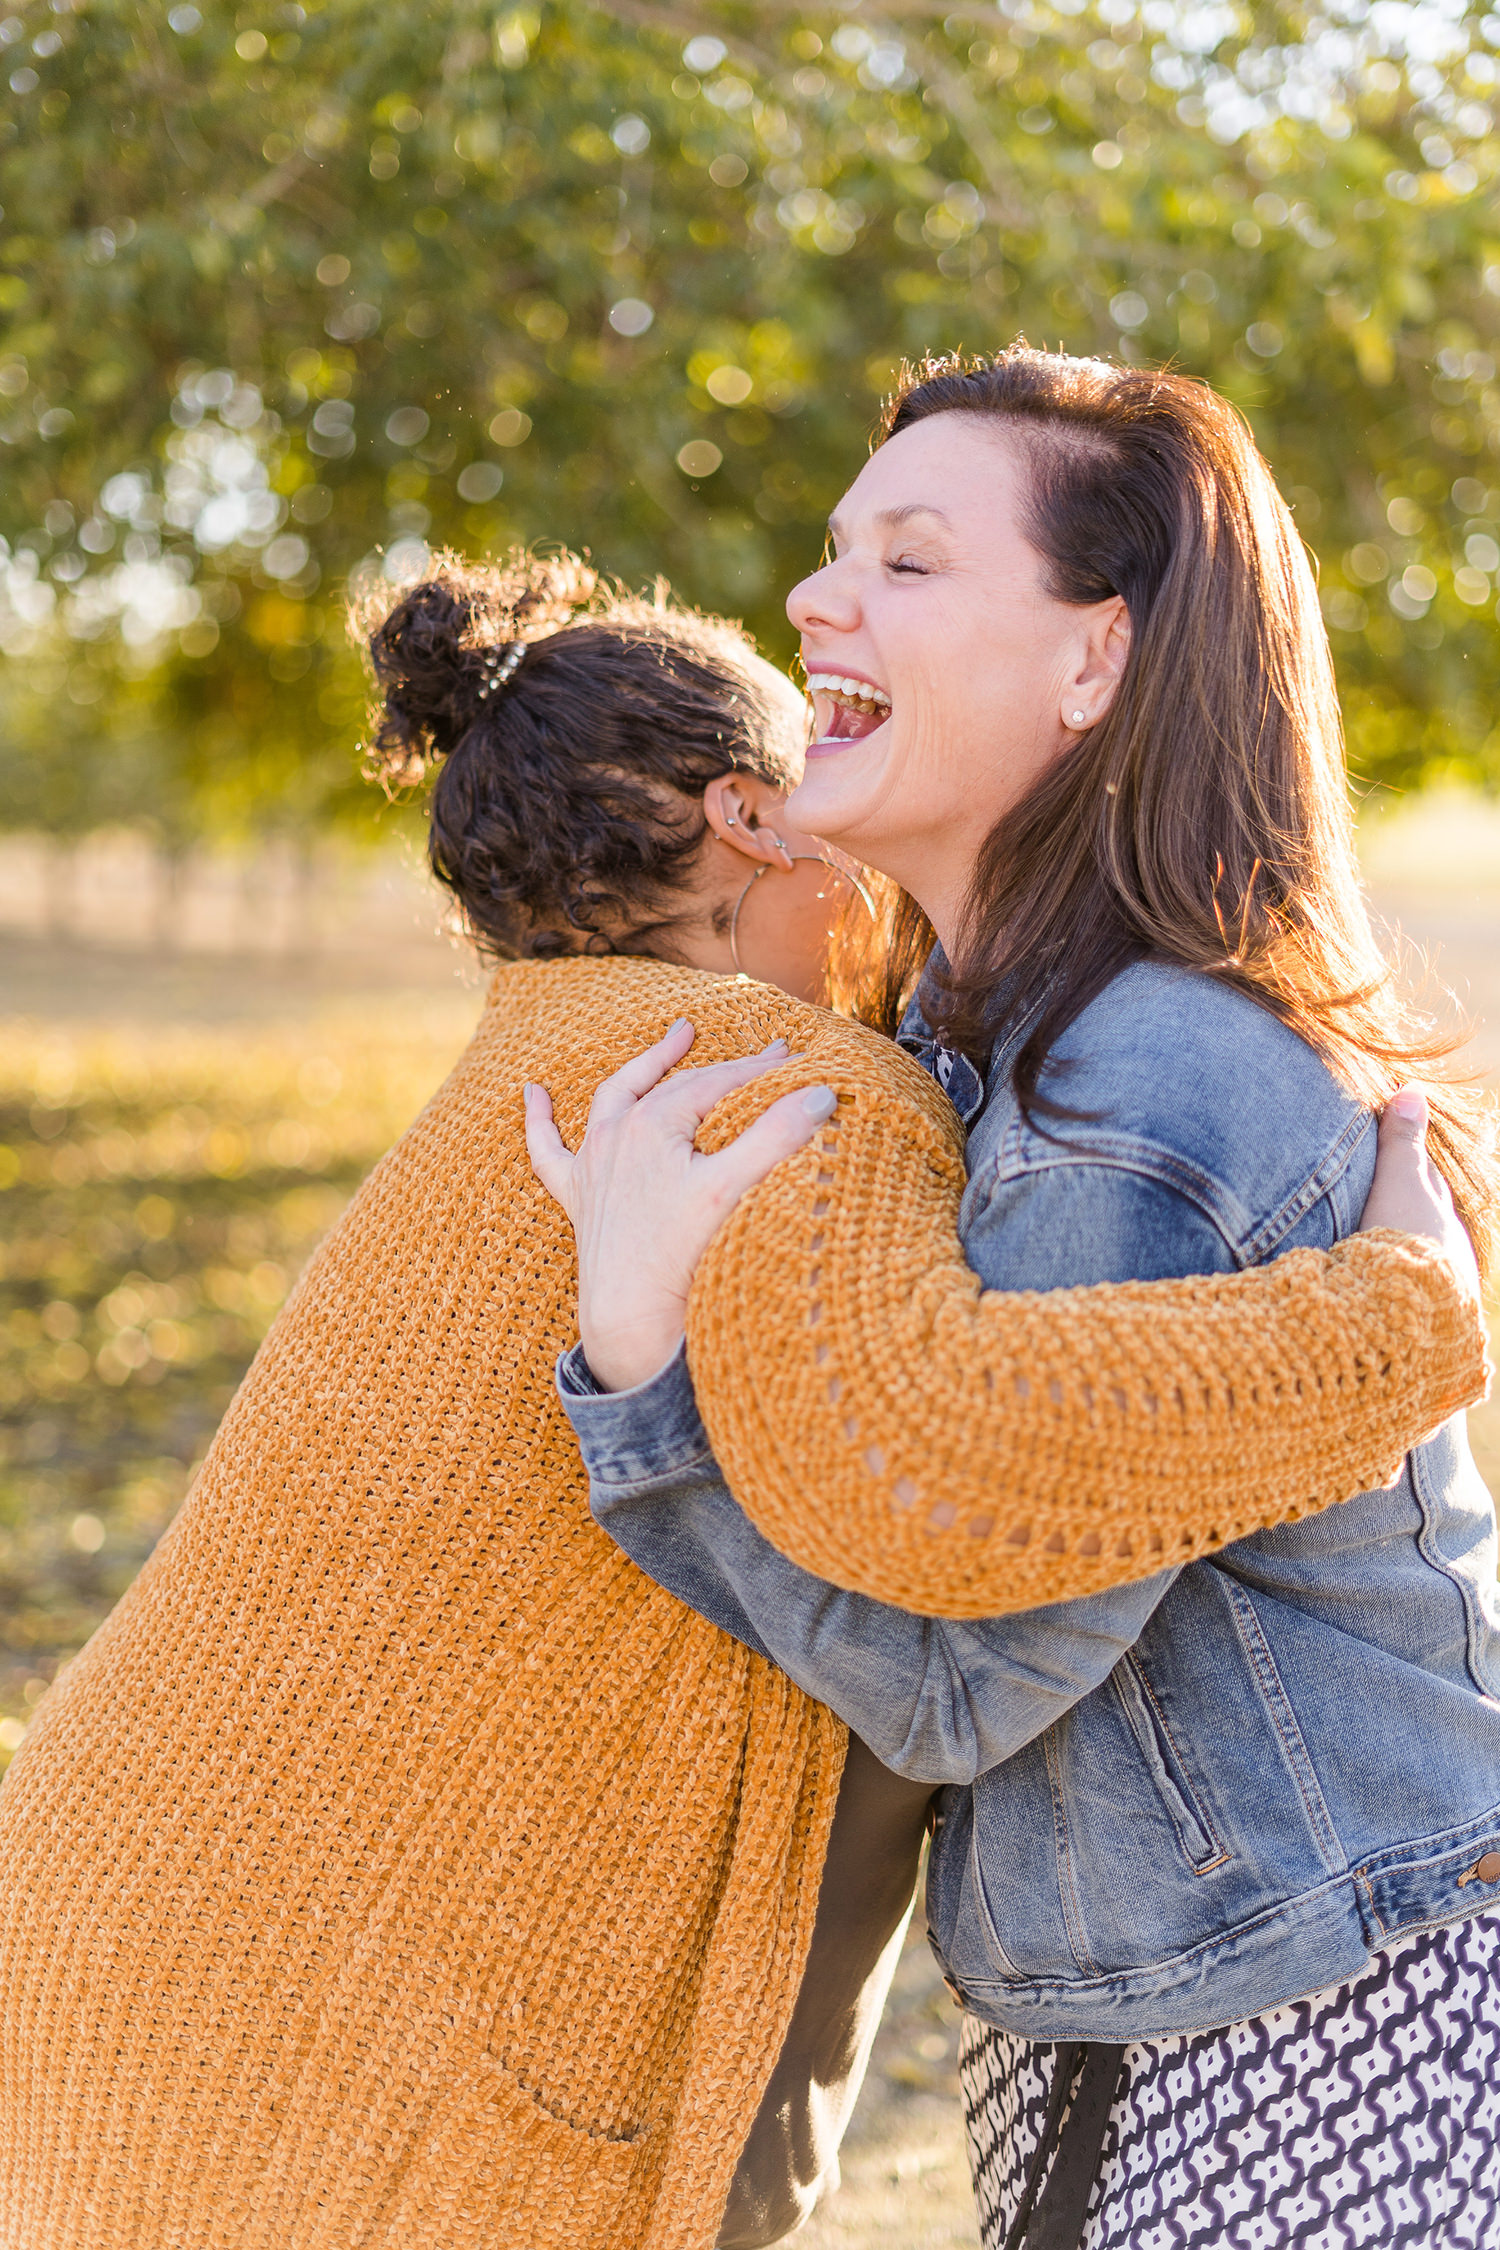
[728, 855, 877, 978]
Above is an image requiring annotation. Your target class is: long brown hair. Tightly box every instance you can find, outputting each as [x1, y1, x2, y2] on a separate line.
[871, 347, 1497, 1263]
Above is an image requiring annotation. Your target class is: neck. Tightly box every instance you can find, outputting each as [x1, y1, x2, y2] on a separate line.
[912, 897, 964, 962]
[653, 921, 737, 981]
[864, 857, 968, 966]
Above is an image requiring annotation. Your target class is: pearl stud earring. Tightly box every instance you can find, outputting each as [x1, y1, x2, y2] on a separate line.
[1071, 710, 1086, 725]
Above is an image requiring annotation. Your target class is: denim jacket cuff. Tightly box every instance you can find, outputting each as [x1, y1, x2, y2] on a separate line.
[554, 1339, 714, 1483]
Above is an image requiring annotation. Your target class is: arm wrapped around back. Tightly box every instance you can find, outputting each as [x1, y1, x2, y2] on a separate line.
[686, 1032, 1488, 1620]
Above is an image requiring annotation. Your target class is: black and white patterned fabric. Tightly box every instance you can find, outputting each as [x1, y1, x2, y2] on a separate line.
[959, 1912, 1500, 2249]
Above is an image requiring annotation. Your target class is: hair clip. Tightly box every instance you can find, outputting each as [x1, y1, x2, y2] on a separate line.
[475, 640, 527, 701]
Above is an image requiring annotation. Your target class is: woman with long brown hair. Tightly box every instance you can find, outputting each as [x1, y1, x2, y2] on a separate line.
[530, 348, 1500, 2247]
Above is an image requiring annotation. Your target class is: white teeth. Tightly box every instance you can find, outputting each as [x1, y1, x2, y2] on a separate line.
[804, 670, 891, 711]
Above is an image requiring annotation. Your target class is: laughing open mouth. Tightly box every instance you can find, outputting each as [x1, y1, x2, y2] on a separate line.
[804, 671, 891, 745]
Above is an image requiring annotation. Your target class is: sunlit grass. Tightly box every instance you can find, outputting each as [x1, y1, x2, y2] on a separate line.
[0, 1014, 466, 1764]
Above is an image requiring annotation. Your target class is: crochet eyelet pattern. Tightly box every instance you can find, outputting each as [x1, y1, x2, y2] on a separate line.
[686, 995, 1486, 1616]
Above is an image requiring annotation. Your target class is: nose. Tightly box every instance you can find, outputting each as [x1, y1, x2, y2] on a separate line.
[787, 551, 860, 639]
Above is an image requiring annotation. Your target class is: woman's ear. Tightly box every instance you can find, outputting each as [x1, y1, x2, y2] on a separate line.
[1060, 596, 1131, 733]
[702, 775, 796, 870]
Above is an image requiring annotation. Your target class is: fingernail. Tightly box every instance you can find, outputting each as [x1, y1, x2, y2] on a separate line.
[803, 1087, 837, 1120]
[1388, 1089, 1425, 1121]
[764, 1037, 790, 1055]
[668, 1017, 690, 1036]
[522, 1082, 534, 1104]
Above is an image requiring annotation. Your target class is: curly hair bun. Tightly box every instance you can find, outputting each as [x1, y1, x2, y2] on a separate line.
[351, 543, 806, 969]
[356, 549, 597, 786]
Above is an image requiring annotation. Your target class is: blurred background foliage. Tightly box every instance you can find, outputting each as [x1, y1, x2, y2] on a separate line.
[3, 0, 1500, 846]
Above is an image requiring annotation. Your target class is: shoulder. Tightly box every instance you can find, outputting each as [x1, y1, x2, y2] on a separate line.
[976, 962, 1374, 1263]
[480, 957, 843, 1089]
[699, 1000, 969, 1181]
[1047, 961, 1358, 1117]
[486, 955, 806, 1053]
[480, 956, 965, 1167]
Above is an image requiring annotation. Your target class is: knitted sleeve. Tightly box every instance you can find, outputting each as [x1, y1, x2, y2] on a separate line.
[685, 1029, 1489, 1620]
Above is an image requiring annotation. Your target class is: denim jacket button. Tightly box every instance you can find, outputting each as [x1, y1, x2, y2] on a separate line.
[1458, 1850, 1500, 1888]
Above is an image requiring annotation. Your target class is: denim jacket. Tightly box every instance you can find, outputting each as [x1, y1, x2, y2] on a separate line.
[557, 962, 1500, 2040]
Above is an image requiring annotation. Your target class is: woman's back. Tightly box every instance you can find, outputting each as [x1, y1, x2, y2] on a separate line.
[7, 938, 1468, 2249]
[0, 956, 846, 2250]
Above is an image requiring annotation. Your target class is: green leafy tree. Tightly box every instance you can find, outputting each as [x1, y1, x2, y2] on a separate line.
[3, 0, 1500, 842]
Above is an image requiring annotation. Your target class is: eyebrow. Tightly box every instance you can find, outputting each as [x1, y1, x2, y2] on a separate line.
[826, 502, 956, 540]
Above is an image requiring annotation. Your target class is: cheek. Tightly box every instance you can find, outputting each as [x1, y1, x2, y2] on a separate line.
[917, 629, 1058, 775]
[889, 684, 981, 806]
[886, 671, 1056, 843]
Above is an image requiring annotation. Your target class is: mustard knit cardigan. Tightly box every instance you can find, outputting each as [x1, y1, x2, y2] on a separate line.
[0, 958, 1483, 2250]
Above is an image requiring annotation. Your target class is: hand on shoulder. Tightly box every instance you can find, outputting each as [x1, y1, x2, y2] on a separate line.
[524, 1017, 837, 1391]
[1359, 1087, 1481, 1304]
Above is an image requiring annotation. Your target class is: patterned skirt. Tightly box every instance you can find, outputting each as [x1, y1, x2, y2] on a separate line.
[959, 1912, 1500, 2250]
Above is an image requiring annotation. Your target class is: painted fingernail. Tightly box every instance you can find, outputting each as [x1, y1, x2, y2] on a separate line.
[803, 1087, 837, 1120]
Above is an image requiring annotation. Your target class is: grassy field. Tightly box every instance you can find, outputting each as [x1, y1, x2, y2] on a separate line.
[1, 801, 1497, 2246]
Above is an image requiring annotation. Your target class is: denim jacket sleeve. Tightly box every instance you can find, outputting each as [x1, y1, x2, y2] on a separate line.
[557, 1161, 1245, 1784]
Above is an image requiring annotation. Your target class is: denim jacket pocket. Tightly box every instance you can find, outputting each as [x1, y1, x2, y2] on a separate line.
[952, 1790, 1031, 1987]
[1111, 1653, 1228, 1875]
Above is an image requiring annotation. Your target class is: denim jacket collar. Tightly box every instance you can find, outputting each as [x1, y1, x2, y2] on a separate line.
[895, 955, 1042, 1134]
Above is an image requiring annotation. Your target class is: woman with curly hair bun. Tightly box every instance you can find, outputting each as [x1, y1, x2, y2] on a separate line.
[0, 535, 1479, 2250]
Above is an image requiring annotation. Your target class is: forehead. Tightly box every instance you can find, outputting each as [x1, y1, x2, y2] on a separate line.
[840, 410, 1027, 528]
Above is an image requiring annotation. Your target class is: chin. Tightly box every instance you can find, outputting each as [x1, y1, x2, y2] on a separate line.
[786, 779, 860, 849]
[788, 748, 882, 843]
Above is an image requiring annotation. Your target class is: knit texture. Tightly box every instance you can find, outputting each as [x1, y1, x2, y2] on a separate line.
[688, 1001, 1490, 1618]
[0, 956, 1485, 2250]
[0, 960, 845, 2250]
